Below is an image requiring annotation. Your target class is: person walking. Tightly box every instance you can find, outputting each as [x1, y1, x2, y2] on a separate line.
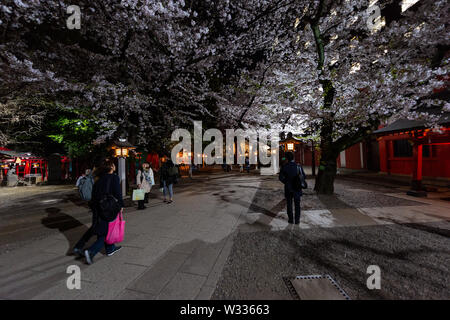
[75, 171, 87, 187]
[160, 159, 178, 204]
[77, 169, 94, 201]
[136, 162, 154, 210]
[72, 159, 123, 264]
[279, 152, 307, 225]
[188, 163, 193, 178]
[245, 157, 250, 173]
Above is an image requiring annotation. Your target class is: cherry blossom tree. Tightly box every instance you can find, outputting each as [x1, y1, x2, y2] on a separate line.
[0, 0, 306, 152]
[0, 0, 448, 195]
[217, 0, 449, 193]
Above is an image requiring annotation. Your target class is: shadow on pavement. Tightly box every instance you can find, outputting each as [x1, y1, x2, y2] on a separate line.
[41, 207, 89, 256]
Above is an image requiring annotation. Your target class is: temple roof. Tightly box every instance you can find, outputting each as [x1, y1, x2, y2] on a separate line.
[374, 112, 450, 135]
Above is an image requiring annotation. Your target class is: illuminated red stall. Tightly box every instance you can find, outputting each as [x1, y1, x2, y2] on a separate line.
[374, 117, 450, 197]
[0, 149, 48, 183]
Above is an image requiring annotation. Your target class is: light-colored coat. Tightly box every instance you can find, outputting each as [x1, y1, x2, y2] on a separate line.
[136, 169, 154, 193]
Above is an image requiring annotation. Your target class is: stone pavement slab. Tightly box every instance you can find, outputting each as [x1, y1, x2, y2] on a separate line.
[1, 268, 69, 300]
[195, 285, 216, 300]
[115, 289, 156, 300]
[126, 251, 190, 295]
[157, 272, 206, 300]
[180, 239, 226, 276]
[205, 236, 235, 288]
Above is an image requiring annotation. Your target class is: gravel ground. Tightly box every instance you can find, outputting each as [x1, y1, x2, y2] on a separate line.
[247, 176, 427, 214]
[212, 175, 448, 300]
[212, 223, 450, 300]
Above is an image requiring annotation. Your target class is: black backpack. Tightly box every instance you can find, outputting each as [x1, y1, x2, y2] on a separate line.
[168, 166, 178, 177]
[293, 165, 308, 191]
[168, 166, 179, 184]
[98, 176, 121, 222]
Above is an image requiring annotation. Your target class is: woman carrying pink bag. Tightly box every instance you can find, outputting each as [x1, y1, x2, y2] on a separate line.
[72, 159, 124, 265]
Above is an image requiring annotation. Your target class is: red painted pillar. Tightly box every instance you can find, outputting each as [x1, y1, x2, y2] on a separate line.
[412, 143, 423, 183]
[378, 139, 386, 172]
[408, 142, 426, 196]
[417, 144, 423, 182]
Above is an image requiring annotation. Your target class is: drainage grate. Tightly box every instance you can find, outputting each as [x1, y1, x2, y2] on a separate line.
[284, 275, 351, 300]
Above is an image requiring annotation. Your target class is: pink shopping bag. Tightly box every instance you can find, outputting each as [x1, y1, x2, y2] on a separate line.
[106, 211, 125, 245]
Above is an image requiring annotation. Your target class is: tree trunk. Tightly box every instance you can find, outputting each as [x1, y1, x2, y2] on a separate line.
[314, 118, 338, 194]
[310, 21, 338, 194]
[314, 151, 337, 194]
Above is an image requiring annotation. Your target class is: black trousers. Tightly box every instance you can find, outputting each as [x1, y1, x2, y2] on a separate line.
[74, 227, 93, 250]
[138, 192, 149, 209]
[286, 191, 301, 223]
[74, 205, 96, 250]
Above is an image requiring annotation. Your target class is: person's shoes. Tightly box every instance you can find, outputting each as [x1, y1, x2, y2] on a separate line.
[288, 220, 294, 224]
[295, 221, 300, 225]
[107, 246, 122, 257]
[163, 199, 168, 203]
[73, 247, 83, 257]
[84, 250, 93, 265]
[168, 200, 173, 204]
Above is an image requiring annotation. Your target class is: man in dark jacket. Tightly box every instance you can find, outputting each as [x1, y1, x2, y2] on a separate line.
[160, 159, 178, 203]
[279, 152, 307, 224]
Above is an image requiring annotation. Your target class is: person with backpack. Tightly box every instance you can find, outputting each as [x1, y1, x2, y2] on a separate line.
[77, 169, 94, 201]
[72, 159, 123, 264]
[76, 172, 86, 187]
[160, 159, 178, 204]
[279, 152, 307, 225]
[245, 157, 250, 173]
[136, 162, 155, 210]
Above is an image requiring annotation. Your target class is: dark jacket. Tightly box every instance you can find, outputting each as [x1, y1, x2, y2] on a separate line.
[279, 161, 306, 196]
[160, 161, 178, 186]
[90, 173, 124, 236]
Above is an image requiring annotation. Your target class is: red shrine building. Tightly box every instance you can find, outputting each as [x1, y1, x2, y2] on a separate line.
[337, 115, 450, 196]
[374, 118, 450, 194]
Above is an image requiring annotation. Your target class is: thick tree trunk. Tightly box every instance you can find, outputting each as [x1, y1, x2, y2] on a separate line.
[314, 151, 337, 194]
[314, 118, 338, 194]
[311, 21, 338, 194]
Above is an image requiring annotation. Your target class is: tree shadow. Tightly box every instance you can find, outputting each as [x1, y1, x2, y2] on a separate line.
[61, 193, 90, 208]
[41, 207, 89, 256]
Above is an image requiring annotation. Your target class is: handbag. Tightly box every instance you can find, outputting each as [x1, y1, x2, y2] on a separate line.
[293, 165, 308, 191]
[98, 176, 121, 222]
[132, 189, 146, 201]
[299, 165, 308, 189]
[105, 211, 125, 245]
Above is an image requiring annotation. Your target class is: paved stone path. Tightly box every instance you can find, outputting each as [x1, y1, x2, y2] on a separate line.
[0, 173, 262, 299]
[0, 172, 449, 300]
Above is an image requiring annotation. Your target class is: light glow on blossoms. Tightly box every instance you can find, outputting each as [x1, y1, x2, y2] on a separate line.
[402, 0, 421, 13]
